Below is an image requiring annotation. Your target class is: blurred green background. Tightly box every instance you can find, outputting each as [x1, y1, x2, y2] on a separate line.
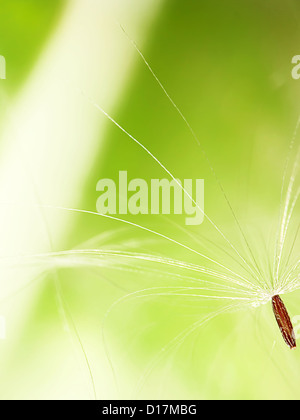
[0, 0, 300, 400]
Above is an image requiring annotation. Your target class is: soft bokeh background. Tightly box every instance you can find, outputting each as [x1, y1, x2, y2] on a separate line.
[0, 0, 300, 400]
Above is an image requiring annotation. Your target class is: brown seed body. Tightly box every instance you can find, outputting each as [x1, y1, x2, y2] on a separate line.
[272, 295, 296, 349]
